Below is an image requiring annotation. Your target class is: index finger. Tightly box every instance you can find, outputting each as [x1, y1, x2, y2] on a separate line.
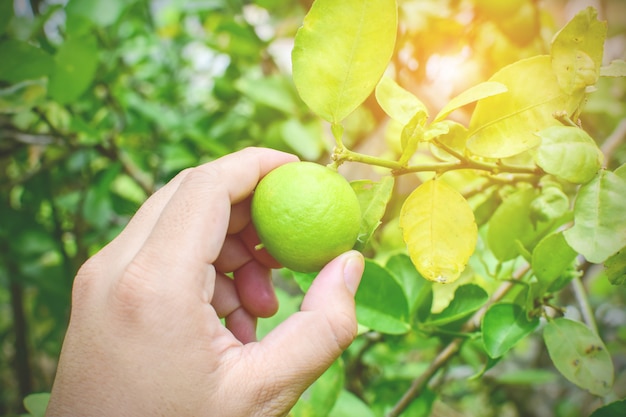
[123, 147, 298, 295]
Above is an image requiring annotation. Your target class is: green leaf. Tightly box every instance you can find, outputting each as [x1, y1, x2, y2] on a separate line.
[605, 249, 626, 286]
[495, 369, 558, 385]
[329, 390, 376, 417]
[48, 36, 99, 104]
[292, 359, 344, 417]
[355, 260, 410, 334]
[398, 110, 427, 165]
[23, 393, 51, 417]
[375, 75, 428, 124]
[543, 318, 614, 396]
[0, 40, 54, 83]
[468, 55, 582, 159]
[426, 284, 488, 327]
[292, 0, 397, 123]
[589, 399, 626, 417]
[351, 176, 395, 251]
[65, 0, 131, 27]
[400, 178, 478, 284]
[564, 170, 626, 263]
[529, 185, 570, 224]
[428, 120, 469, 161]
[280, 118, 324, 161]
[532, 232, 578, 293]
[235, 74, 298, 114]
[534, 126, 603, 184]
[551, 7, 607, 94]
[488, 187, 552, 261]
[482, 303, 539, 358]
[600, 59, 626, 77]
[433, 81, 507, 123]
[385, 253, 432, 319]
[0, 0, 13, 36]
[615, 163, 626, 181]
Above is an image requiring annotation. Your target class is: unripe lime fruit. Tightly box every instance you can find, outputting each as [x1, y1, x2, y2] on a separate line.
[251, 161, 361, 273]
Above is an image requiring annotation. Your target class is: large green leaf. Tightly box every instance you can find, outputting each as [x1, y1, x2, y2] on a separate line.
[48, 36, 99, 104]
[487, 187, 553, 261]
[482, 303, 539, 358]
[355, 259, 410, 334]
[531, 232, 578, 293]
[564, 170, 626, 263]
[292, 0, 397, 124]
[351, 176, 395, 251]
[426, 284, 488, 327]
[400, 178, 477, 284]
[551, 7, 606, 94]
[543, 318, 614, 396]
[0, 40, 54, 83]
[385, 253, 432, 319]
[534, 126, 603, 184]
[468, 55, 583, 159]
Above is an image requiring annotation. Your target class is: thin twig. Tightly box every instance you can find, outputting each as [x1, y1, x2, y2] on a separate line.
[600, 118, 626, 167]
[385, 264, 530, 417]
[571, 274, 599, 335]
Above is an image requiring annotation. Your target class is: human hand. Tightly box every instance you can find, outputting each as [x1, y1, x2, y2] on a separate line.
[45, 147, 365, 417]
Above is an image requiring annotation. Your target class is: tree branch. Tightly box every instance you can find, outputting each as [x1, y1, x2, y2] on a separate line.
[600, 118, 626, 167]
[386, 264, 530, 417]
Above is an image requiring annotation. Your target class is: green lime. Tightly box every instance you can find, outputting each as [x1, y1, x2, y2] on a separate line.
[251, 161, 362, 273]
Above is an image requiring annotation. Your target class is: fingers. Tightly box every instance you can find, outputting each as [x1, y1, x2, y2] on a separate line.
[252, 251, 364, 386]
[110, 148, 297, 295]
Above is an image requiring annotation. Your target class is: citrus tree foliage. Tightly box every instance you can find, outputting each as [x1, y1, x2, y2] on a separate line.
[1, 0, 626, 416]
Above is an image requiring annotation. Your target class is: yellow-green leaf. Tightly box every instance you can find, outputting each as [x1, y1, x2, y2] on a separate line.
[292, 0, 397, 124]
[467, 55, 584, 159]
[551, 7, 607, 94]
[375, 75, 428, 124]
[534, 126, 603, 184]
[400, 179, 477, 284]
[351, 176, 395, 251]
[433, 81, 507, 123]
[564, 170, 626, 263]
[600, 59, 626, 77]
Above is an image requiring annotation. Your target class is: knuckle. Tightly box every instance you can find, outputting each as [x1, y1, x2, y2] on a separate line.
[182, 165, 222, 189]
[71, 256, 105, 309]
[328, 309, 358, 351]
[107, 258, 159, 324]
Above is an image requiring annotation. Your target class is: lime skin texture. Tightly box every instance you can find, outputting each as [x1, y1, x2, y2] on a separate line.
[251, 161, 362, 273]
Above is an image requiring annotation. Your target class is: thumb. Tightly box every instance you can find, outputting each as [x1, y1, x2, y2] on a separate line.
[255, 250, 364, 387]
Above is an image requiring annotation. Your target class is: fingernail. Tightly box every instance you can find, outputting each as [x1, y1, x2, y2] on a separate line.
[343, 251, 364, 296]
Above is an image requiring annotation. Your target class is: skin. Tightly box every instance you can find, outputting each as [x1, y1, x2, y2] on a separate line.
[45, 147, 365, 417]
